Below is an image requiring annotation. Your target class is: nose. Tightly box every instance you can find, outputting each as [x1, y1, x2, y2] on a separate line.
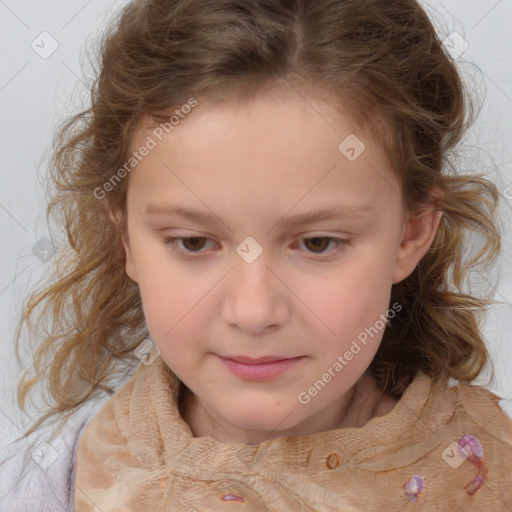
[223, 250, 289, 335]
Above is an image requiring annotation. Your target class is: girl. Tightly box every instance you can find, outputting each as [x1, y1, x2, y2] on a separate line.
[1, 0, 511, 510]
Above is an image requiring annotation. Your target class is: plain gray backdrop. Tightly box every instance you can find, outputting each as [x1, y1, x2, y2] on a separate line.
[1, 0, 511, 449]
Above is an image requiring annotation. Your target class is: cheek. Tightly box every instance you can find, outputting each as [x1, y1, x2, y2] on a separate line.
[137, 274, 207, 374]
[305, 262, 393, 329]
[130, 242, 205, 342]
[138, 274, 204, 342]
[299, 261, 394, 375]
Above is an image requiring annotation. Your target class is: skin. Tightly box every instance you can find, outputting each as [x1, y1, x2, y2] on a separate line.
[119, 88, 443, 445]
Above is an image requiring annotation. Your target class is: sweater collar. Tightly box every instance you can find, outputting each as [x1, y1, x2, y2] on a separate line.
[143, 356, 435, 473]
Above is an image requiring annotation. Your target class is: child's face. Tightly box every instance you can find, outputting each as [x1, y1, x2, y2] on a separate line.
[121, 90, 439, 442]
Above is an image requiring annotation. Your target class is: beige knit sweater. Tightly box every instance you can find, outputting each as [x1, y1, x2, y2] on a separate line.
[74, 356, 512, 511]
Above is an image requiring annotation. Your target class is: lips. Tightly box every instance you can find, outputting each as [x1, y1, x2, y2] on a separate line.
[217, 355, 305, 380]
[222, 355, 299, 364]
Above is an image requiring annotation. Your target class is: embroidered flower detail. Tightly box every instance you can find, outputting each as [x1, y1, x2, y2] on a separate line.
[457, 434, 487, 496]
[221, 494, 245, 503]
[402, 475, 425, 503]
[457, 434, 483, 462]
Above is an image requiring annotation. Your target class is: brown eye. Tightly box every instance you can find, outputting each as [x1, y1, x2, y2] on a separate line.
[295, 236, 349, 259]
[162, 236, 213, 255]
[180, 237, 207, 251]
[303, 237, 331, 253]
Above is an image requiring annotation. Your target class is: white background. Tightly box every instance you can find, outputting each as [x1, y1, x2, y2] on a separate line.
[1, 0, 511, 448]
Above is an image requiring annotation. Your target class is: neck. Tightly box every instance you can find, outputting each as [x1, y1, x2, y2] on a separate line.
[178, 374, 396, 445]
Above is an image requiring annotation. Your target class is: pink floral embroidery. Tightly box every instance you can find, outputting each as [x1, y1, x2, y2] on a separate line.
[403, 475, 425, 503]
[221, 494, 245, 503]
[458, 434, 487, 496]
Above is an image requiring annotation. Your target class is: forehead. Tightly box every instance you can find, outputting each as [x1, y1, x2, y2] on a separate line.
[139, 85, 388, 150]
[127, 92, 402, 219]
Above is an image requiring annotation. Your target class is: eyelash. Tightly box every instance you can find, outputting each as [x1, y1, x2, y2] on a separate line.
[161, 235, 349, 259]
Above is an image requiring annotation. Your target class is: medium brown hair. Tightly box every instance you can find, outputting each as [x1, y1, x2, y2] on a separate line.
[12, 0, 503, 444]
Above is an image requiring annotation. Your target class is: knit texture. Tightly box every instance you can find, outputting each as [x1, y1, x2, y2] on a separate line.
[75, 356, 512, 511]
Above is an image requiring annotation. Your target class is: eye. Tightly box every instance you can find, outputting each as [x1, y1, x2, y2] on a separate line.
[163, 236, 213, 256]
[161, 235, 348, 259]
[297, 237, 348, 256]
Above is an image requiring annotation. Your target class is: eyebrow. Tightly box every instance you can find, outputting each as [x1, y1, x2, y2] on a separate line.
[143, 203, 374, 230]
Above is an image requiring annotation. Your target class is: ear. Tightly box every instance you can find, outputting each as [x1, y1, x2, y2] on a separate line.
[109, 207, 139, 284]
[392, 203, 444, 285]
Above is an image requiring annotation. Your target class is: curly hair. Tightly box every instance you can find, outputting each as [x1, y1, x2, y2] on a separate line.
[11, 0, 502, 445]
